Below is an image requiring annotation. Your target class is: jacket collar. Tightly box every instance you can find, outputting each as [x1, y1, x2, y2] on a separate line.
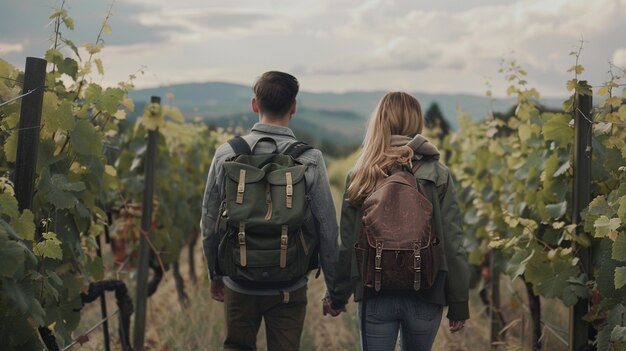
[251, 123, 297, 139]
[390, 134, 440, 160]
[390, 134, 445, 186]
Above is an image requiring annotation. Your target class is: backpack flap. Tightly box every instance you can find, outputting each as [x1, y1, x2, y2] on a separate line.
[223, 162, 266, 222]
[362, 171, 433, 249]
[357, 169, 439, 292]
[266, 164, 307, 227]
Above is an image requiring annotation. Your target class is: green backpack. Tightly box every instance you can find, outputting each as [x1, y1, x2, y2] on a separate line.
[216, 136, 319, 284]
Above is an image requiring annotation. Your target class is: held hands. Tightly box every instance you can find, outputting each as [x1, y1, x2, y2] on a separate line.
[210, 278, 225, 302]
[449, 319, 466, 333]
[322, 296, 345, 317]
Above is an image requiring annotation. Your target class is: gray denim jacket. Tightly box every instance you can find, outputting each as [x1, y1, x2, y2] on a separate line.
[201, 123, 340, 298]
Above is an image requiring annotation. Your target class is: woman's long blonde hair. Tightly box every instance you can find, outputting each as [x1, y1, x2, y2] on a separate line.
[346, 92, 423, 204]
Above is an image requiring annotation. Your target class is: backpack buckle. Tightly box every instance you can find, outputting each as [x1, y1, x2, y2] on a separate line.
[280, 225, 288, 268]
[374, 241, 383, 291]
[236, 169, 246, 204]
[285, 172, 293, 209]
[414, 242, 421, 290]
[375, 241, 383, 271]
[238, 223, 247, 267]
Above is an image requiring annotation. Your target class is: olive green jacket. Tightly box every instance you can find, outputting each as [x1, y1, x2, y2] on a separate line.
[330, 135, 470, 321]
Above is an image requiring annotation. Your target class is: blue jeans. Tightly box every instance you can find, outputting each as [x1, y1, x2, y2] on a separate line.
[358, 294, 443, 351]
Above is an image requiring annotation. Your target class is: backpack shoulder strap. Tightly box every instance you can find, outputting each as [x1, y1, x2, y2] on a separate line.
[227, 136, 252, 155]
[411, 159, 425, 173]
[283, 141, 314, 159]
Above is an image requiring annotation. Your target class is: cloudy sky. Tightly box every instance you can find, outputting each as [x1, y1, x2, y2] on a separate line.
[1, 0, 625, 97]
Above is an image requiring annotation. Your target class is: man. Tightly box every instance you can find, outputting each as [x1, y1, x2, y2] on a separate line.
[201, 71, 342, 351]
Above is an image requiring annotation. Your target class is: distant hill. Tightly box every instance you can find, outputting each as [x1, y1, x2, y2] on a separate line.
[129, 82, 564, 149]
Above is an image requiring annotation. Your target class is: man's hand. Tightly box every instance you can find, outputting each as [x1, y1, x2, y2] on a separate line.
[210, 279, 225, 302]
[322, 297, 345, 317]
[449, 319, 465, 333]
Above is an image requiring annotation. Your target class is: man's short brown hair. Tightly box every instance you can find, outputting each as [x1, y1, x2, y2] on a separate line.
[253, 71, 299, 118]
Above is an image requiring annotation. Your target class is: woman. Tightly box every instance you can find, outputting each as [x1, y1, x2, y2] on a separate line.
[328, 92, 469, 351]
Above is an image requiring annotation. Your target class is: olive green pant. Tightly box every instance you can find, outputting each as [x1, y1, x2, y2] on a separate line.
[223, 285, 308, 351]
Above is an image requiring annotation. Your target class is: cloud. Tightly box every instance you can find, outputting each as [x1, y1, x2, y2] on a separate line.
[612, 48, 626, 68]
[136, 9, 287, 41]
[3, 0, 625, 96]
[0, 43, 24, 55]
[297, 0, 626, 95]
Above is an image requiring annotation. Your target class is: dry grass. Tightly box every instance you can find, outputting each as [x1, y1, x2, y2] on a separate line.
[71, 161, 568, 350]
[74, 244, 568, 351]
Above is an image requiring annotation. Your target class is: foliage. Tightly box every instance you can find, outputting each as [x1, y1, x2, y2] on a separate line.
[443, 53, 626, 347]
[111, 98, 225, 267]
[0, 6, 220, 349]
[0, 6, 128, 347]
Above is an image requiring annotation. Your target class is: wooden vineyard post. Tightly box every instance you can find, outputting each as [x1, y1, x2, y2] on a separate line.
[570, 92, 593, 351]
[490, 251, 503, 349]
[133, 96, 160, 351]
[14, 57, 46, 214]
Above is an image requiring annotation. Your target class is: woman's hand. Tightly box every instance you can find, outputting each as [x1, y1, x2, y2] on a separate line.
[449, 319, 465, 333]
[210, 279, 225, 302]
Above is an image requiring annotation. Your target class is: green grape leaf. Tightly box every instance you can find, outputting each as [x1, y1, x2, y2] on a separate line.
[588, 195, 615, 216]
[545, 201, 567, 219]
[3, 131, 18, 163]
[84, 83, 102, 105]
[44, 99, 75, 135]
[61, 37, 80, 59]
[163, 106, 185, 122]
[518, 124, 531, 142]
[567, 64, 584, 74]
[44, 48, 63, 66]
[537, 259, 579, 301]
[566, 79, 577, 92]
[0, 193, 19, 219]
[36, 138, 68, 173]
[507, 249, 534, 278]
[71, 120, 102, 156]
[618, 196, 626, 223]
[48, 8, 68, 20]
[84, 43, 103, 55]
[553, 160, 570, 177]
[10, 209, 35, 241]
[52, 100, 75, 131]
[617, 105, 626, 121]
[562, 275, 589, 306]
[85, 255, 104, 281]
[95, 58, 104, 75]
[615, 267, 626, 289]
[542, 113, 573, 147]
[46, 270, 63, 286]
[613, 233, 626, 261]
[598, 305, 625, 351]
[100, 87, 124, 114]
[562, 96, 574, 112]
[594, 216, 621, 238]
[58, 58, 78, 79]
[0, 235, 26, 277]
[39, 168, 85, 209]
[33, 232, 63, 260]
[523, 251, 551, 294]
[2, 278, 46, 325]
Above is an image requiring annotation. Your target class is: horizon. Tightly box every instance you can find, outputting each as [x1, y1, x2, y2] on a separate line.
[130, 79, 570, 100]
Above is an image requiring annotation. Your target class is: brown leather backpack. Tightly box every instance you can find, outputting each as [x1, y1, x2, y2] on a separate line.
[355, 164, 440, 292]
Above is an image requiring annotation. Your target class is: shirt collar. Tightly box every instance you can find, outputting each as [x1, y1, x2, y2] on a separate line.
[250, 122, 297, 139]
